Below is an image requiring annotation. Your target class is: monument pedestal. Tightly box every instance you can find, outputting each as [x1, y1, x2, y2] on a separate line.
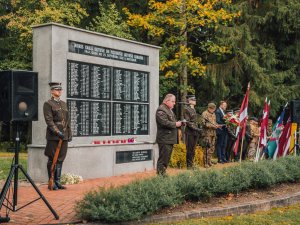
[28, 142, 158, 182]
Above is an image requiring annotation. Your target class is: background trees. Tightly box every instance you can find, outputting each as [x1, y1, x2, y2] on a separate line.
[0, 0, 299, 142]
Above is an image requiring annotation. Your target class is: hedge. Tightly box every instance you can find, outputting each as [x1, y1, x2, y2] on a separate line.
[76, 156, 300, 223]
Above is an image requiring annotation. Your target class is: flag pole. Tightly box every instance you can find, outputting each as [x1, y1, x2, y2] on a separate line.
[254, 136, 261, 162]
[239, 136, 244, 163]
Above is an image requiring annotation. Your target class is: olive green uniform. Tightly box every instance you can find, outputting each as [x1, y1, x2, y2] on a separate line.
[156, 103, 178, 175]
[43, 97, 72, 189]
[201, 110, 217, 166]
[184, 105, 201, 168]
[44, 98, 72, 161]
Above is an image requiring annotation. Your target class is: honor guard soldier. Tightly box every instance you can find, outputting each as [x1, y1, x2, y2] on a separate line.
[156, 94, 182, 175]
[201, 102, 221, 167]
[43, 82, 72, 190]
[183, 95, 201, 169]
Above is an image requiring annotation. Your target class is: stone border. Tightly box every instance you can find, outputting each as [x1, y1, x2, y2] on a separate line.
[138, 191, 300, 224]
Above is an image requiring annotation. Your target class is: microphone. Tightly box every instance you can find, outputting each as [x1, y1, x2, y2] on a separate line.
[177, 102, 189, 105]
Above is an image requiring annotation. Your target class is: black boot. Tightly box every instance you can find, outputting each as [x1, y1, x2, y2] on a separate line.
[55, 162, 66, 189]
[47, 160, 58, 190]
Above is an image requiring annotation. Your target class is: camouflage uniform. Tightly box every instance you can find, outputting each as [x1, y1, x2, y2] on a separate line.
[184, 105, 201, 168]
[201, 110, 217, 166]
[156, 103, 178, 175]
[248, 121, 260, 160]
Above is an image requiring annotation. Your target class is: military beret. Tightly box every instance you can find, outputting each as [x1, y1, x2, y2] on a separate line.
[208, 102, 216, 108]
[49, 82, 62, 90]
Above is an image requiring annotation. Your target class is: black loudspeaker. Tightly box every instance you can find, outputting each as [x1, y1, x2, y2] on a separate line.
[0, 70, 38, 121]
[290, 100, 300, 124]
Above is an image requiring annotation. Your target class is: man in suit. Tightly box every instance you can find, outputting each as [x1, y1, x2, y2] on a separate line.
[156, 94, 182, 175]
[215, 101, 227, 163]
[43, 82, 72, 190]
[183, 95, 202, 169]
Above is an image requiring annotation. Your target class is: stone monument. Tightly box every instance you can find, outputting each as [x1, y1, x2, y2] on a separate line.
[28, 23, 160, 181]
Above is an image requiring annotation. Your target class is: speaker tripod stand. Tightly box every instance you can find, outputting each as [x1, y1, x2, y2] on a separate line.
[0, 122, 59, 223]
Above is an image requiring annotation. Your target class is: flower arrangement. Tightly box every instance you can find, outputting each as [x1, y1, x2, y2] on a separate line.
[224, 114, 240, 127]
[61, 173, 83, 185]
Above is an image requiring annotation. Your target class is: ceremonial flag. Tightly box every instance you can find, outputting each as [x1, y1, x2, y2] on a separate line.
[278, 118, 291, 157]
[259, 98, 270, 147]
[233, 83, 250, 155]
[268, 103, 288, 159]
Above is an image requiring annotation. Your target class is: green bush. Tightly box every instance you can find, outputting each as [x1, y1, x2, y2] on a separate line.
[76, 156, 300, 223]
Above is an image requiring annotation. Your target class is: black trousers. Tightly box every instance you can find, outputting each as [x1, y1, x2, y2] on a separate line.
[185, 134, 199, 168]
[157, 144, 173, 175]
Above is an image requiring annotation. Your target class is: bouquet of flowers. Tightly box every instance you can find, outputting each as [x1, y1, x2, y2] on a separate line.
[224, 114, 240, 127]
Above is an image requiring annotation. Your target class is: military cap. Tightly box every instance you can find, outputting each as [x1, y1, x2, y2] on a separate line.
[49, 82, 62, 90]
[187, 95, 196, 101]
[208, 102, 216, 109]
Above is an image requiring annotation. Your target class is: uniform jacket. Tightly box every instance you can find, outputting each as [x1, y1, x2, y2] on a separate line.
[43, 98, 72, 141]
[184, 105, 200, 136]
[201, 110, 217, 137]
[156, 103, 178, 144]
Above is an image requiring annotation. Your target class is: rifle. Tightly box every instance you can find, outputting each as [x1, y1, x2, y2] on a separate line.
[48, 116, 68, 190]
[48, 139, 63, 190]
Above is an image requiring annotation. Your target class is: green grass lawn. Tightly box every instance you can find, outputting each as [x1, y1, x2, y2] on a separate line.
[0, 152, 27, 180]
[152, 203, 300, 225]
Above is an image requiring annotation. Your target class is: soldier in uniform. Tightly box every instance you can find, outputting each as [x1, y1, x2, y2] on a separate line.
[43, 82, 72, 190]
[156, 94, 182, 175]
[183, 95, 201, 169]
[248, 117, 260, 160]
[201, 103, 221, 167]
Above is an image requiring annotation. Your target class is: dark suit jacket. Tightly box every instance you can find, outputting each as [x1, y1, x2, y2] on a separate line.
[215, 107, 226, 135]
[156, 103, 178, 144]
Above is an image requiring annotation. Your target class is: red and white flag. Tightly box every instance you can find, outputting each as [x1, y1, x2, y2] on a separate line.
[259, 98, 270, 147]
[278, 118, 291, 157]
[234, 83, 250, 155]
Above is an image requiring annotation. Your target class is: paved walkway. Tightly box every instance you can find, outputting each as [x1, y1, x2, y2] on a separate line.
[0, 169, 165, 225]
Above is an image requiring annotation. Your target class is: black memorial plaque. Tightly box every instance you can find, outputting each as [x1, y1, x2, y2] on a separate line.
[69, 41, 148, 65]
[113, 103, 149, 135]
[113, 103, 132, 135]
[68, 100, 111, 136]
[67, 61, 149, 136]
[67, 60, 111, 100]
[90, 64, 111, 100]
[113, 68, 131, 101]
[132, 71, 148, 102]
[116, 149, 152, 164]
[113, 68, 149, 102]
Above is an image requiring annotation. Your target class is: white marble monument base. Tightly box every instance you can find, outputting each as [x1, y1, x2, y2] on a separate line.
[28, 142, 158, 182]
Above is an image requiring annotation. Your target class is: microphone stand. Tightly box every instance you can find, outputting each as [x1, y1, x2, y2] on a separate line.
[0, 122, 59, 223]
